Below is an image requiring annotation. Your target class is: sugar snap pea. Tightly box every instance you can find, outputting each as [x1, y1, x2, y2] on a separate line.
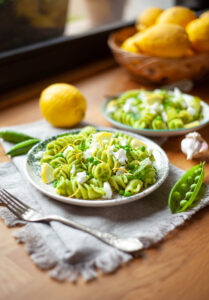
[169, 162, 205, 214]
[7, 139, 40, 157]
[0, 130, 35, 143]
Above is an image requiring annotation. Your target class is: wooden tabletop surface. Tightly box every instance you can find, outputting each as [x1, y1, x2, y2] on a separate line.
[1, 60, 209, 300]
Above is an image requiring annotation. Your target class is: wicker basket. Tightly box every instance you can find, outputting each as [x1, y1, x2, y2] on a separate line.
[108, 27, 209, 85]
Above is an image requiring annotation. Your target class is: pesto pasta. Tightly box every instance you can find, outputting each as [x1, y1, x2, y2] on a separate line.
[106, 88, 203, 130]
[40, 127, 157, 200]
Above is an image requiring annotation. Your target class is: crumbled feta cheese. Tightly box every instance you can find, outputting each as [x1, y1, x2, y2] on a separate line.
[84, 148, 93, 159]
[154, 89, 161, 94]
[123, 101, 137, 114]
[103, 182, 112, 199]
[173, 88, 181, 98]
[71, 164, 76, 175]
[132, 106, 138, 113]
[147, 102, 160, 115]
[34, 151, 44, 160]
[107, 105, 117, 114]
[172, 88, 187, 105]
[109, 145, 115, 155]
[183, 94, 194, 106]
[181, 102, 187, 108]
[126, 97, 135, 104]
[120, 139, 128, 146]
[146, 147, 153, 156]
[113, 148, 128, 165]
[187, 106, 196, 116]
[76, 171, 87, 184]
[63, 146, 74, 157]
[161, 111, 168, 122]
[123, 97, 138, 113]
[153, 102, 160, 111]
[142, 157, 152, 165]
[116, 168, 126, 175]
[138, 91, 147, 102]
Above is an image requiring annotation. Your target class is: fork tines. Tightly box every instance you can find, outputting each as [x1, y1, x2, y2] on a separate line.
[0, 189, 29, 218]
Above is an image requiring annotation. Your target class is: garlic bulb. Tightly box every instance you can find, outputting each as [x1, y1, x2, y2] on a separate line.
[181, 132, 208, 160]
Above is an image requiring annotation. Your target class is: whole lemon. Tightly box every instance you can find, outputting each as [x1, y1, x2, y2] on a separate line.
[135, 24, 190, 58]
[121, 33, 142, 53]
[157, 6, 196, 28]
[40, 83, 87, 128]
[136, 7, 163, 31]
[200, 11, 209, 19]
[186, 18, 209, 52]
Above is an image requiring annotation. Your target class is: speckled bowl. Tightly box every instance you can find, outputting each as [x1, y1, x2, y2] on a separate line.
[25, 127, 169, 207]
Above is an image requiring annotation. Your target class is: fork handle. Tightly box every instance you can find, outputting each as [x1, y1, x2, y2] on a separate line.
[45, 215, 143, 253]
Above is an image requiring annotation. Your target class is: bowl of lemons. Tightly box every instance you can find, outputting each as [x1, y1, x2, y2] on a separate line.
[108, 6, 209, 85]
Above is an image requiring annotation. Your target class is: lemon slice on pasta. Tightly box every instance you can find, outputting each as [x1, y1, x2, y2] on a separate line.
[106, 100, 117, 108]
[184, 121, 200, 128]
[94, 132, 113, 147]
[146, 94, 163, 105]
[41, 163, 54, 184]
[131, 139, 147, 148]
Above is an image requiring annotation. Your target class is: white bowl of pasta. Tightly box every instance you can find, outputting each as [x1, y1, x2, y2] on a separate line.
[25, 126, 169, 207]
[101, 88, 209, 137]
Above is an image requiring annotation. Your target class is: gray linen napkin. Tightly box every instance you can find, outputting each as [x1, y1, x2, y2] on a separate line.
[0, 120, 209, 282]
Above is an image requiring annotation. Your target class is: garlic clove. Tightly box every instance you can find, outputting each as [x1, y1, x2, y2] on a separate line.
[193, 141, 208, 158]
[181, 132, 208, 160]
[199, 141, 208, 153]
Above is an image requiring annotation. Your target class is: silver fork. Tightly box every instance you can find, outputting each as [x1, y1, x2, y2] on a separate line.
[0, 189, 143, 253]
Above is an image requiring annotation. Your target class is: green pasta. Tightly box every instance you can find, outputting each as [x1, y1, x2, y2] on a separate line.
[152, 117, 167, 130]
[40, 127, 157, 200]
[106, 88, 203, 130]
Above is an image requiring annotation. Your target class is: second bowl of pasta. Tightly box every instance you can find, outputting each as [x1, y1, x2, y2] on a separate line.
[102, 88, 209, 136]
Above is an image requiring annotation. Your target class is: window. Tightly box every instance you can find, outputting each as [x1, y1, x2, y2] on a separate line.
[0, 0, 206, 92]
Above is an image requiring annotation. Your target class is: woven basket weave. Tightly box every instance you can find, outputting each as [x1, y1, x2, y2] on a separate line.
[108, 27, 209, 85]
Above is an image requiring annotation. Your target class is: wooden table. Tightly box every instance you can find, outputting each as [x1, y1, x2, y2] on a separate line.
[1, 60, 209, 300]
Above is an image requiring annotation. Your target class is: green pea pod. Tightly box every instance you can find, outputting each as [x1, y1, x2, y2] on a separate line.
[0, 130, 35, 143]
[7, 139, 40, 157]
[169, 162, 205, 214]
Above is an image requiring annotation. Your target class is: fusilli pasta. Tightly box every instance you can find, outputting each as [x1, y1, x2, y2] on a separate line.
[40, 127, 157, 200]
[106, 88, 202, 130]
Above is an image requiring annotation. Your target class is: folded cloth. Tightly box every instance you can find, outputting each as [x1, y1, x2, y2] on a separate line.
[0, 120, 209, 282]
